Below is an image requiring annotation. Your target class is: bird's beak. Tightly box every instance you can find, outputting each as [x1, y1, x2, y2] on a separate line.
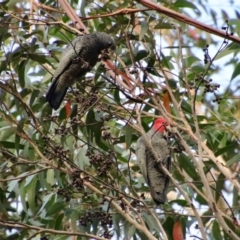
[102, 46, 115, 54]
[101, 48, 110, 54]
[110, 44, 116, 51]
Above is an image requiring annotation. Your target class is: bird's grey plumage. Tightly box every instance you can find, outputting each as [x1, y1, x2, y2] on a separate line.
[46, 32, 116, 110]
[136, 129, 171, 204]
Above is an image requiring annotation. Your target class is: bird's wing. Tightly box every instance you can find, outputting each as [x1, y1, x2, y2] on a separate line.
[136, 137, 148, 184]
[152, 137, 170, 163]
[52, 36, 84, 81]
[146, 136, 171, 204]
[163, 155, 171, 189]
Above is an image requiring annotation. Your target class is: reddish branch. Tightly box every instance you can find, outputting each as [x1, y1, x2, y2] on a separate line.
[137, 0, 240, 44]
[81, 8, 149, 20]
[57, 0, 88, 33]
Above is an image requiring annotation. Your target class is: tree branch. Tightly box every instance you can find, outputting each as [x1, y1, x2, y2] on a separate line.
[137, 0, 240, 44]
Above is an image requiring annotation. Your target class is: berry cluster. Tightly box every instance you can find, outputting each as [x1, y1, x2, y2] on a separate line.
[73, 89, 98, 109]
[101, 129, 112, 140]
[203, 44, 211, 64]
[202, 78, 222, 103]
[100, 114, 112, 121]
[202, 79, 220, 94]
[57, 188, 71, 202]
[70, 116, 82, 125]
[42, 115, 58, 123]
[194, 76, 222, 104]
[55, 125, 69, 136]
[86, 151, 113, 176]
[130, 199, 141, 208]
[221, 20, 234, 37]
[70, 87, 85, 104]
[101, 126, 118, 142]
[72, 170, 84, 191]
[42, 137, 71, 165]
[67, 86, 100, 119]
[102, 231, 113, 239]
[40, 236, 49, 240]
[54, 145, 70, 163]
[173, 143, 185, 153]
[84, 92, 98, 106]
[42, 136, 51, 156]
[79, 209, 113, 238]
[129, 68, 138, 74]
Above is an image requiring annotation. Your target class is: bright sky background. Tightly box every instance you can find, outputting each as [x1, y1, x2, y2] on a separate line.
[194, 0, 240, 94]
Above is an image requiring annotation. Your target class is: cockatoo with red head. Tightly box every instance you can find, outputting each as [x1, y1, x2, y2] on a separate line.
[136, 118, 171, 204]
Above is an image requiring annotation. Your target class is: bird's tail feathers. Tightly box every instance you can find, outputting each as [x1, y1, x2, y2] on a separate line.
[150, 187, 167, 205]
[46, 78, 68, 110]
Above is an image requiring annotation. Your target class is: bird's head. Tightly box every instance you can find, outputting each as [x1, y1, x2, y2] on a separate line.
[153, 118, 168, 133]
[94, 32, 116, 52]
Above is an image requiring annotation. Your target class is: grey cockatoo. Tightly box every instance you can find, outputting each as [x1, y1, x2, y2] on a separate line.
[46, 32, 116, 110]
[136, 118, 171, 204]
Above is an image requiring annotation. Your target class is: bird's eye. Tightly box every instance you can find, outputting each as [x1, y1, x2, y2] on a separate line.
[108, 42, 112, 46]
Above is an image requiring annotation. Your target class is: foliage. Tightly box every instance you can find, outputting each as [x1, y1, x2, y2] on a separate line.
[0, 0, 240, 239]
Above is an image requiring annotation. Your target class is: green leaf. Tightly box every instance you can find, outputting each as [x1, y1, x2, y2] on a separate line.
[54, 213, 65, 230]
[0, 140, 24, 150]
[185, 56, 201, 67]
[206, 132, 216, 152]
[26, 175, 38, 214]
[70, 104, 78, 137]
[38, 192, 55, 216]
[18, 60, 26, 88]
[174, 0, 199, 10]
[28, 218, 44, 227]
[170, 199, 188, 207]
[215, 143, 238, 157]
[0, 126, 17, 141]
[162, 217, 175, 239]
[142, 211, 161, 233]
[46, 200, 65, 216]
[139, 21, 148, 40]
[19, 180, 27, 213]
[126, 224, 136, 238]
[180, 216, 187, 238]
[215, 173, 225, 202]
[114, 88, 120, 103]
[215, 48, 236, 60]
[154, 22, 173, 29]
[178, 154, 200, 180]
[46, 169, 55, 185]
[29, 89, 40, 107]
[226, 152, 240, 166]
[160, 51, 173, 69]
[135, 50, 148, 62]
[196, 192, 208, 205]
[86, 110, 103, 144]
[231, 62, 240, 80]
[124, 124, 133, 149]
